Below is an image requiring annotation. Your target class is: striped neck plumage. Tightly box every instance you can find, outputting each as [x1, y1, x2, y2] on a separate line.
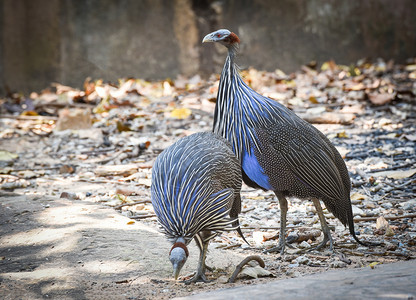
[213, 46, 297, 160]
[213, 48, 260, 160]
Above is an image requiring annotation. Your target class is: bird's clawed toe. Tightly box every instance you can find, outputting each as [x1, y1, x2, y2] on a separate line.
[183, 272, 210, 285]
[263, 241, 294, 255]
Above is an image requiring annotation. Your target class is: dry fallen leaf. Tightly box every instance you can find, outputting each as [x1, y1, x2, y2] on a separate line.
[239, 265, 272, 279]
[372, 168, 416, 179]
[369, 262, 380, 269]
[95, 164, 138, 177]
[171, 107, 192, 119]
[0, 150, 18, 162]
[337, 131, 349, 138]
[368, 93, 395, 105]
[350, 192, 367, 201]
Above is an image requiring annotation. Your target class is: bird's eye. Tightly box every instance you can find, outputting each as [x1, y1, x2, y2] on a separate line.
[217, 34, 221, 38]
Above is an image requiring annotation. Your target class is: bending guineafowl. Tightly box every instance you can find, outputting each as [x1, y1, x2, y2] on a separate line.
[203, 29, 370, 253]
[151, 132, 245, 283]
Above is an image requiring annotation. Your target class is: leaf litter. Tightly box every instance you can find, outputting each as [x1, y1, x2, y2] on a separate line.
[0, 57, 415, 299]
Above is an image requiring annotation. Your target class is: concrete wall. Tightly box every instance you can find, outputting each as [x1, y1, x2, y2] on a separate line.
[1, 0, 415, 94]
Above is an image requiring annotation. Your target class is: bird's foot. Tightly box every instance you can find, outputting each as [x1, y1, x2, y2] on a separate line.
[204, 264, 214, 272]
[307, 235, 333, 253]
[264, 241, 294, 255]
[182, 271, 210, 285]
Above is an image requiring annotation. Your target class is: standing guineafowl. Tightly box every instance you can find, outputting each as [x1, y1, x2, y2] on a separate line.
[151, 132, 245, 283]
[203, 29, 370, 253]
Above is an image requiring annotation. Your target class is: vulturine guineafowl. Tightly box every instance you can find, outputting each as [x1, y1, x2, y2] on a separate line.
[203, 29, 371, 253]
[151, 132, 246, 283]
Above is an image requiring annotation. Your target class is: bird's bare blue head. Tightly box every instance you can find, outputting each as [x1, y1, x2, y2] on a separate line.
[202, 29, 240, 48]
[169, 241, 189, 280]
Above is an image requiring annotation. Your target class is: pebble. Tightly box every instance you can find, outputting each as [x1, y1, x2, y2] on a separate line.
[401, 200, 416, 211]
[364, 201, 376, 209]
[294, 255, 310, 265]
[352, 205, 365, 216]
[381, 203, 393, 209]
[282, 255, 297, 262]
[330, 260, 347, 268]
[1, 181, 29, 190]
[292, 218, 302, 225]
[298, 241, 311, 249]
[241, 243, 251, 249]
[385, 242, 397, 251]
[121, 211, 134, 217]
[60, 192, 79, 200]
[363, 227, 373, 234]
[217, 275, 229, 284]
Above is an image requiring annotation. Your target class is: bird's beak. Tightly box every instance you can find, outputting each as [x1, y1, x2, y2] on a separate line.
[173, 263, 181, 280]
[202, 34, 214, 43]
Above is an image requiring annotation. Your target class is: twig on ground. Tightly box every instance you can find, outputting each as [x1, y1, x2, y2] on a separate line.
[228, 255, 265, 283]
[114, 200, 151, 209]
[354, 213, 416, 222]
[129, 214, 156, 219]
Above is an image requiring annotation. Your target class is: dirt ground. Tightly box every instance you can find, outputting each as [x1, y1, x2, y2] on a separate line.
[0, 189, 249, 300]
[0, 189, 331, 300]
[1, 188, 411, 300]
[1, 59, 416, 299]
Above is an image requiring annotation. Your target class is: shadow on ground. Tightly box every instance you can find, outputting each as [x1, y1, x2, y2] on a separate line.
[0, 192, 246, 299]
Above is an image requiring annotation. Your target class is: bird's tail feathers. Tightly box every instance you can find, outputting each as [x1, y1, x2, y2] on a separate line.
[346, 200, 381, 247]
[232, 218, 250, 246]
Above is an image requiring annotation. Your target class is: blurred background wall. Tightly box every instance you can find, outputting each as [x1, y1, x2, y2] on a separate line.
[1, 0, 415, 95]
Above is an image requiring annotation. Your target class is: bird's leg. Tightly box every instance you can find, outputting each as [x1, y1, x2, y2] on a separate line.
[184, 239, 210, 284]
[193, 233, 214, 272]
[310, 198, 334, 252]
[264, 192, 290, 254]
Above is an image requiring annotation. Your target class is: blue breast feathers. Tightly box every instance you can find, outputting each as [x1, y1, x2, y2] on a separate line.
[242, 149, 273, 190]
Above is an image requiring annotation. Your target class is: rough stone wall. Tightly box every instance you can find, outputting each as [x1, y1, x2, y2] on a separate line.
[1, 0, 415, 94]
[222, 0, 416, 72]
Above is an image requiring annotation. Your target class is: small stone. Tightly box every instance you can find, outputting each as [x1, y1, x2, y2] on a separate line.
[298, 241, 311, 249]
[381, 203, 393, 209]
[330, 260, 347, 268]
[60, 192, 79, 200]
[252, 231, 266, 246]
[78, 171, 95, 179]
[385, 226, 395, 237]
[241, 243, 251, 249]
[352, 205, 365, 216]
[282, 254, 297, 262]
[363, 227, 373, 234]
[401, 200, 416, 211]
[1, 181, 29, 190]
[294, 255, 310, 265]
[18, 170, 37, 179]
[135, 204, 145, 211]
[59, 165, 75, 174]
[385, 242, 397, 251]
[376, 216, 389, 230]
[364, 201, 376, 209]
[217, 275, 229, 284]
[77, 128, 103, 142]
[288, 263, 299, 268]
[292, 218, 302, 225]
[286, 233, 299, 243]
